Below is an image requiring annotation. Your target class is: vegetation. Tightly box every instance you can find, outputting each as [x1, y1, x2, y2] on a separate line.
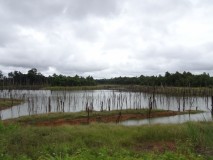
[97, 71, 213, 87]
[5, 109, 203, 126]
[43, 84, 121, 91]
[0, 121, 212, 160]
[0, 68, 96, 89]
[1, 68, 213, 89]
[121, 85, 213, 96]
[0, 98, 23, 111]
[1, 69, 212, 159]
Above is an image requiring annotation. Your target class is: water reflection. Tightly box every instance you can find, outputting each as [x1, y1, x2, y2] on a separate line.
[121, 112, 212, 126]
[0, 90, 212, 121]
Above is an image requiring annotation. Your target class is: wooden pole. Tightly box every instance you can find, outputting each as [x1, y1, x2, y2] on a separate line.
[48, 97, 51, 113]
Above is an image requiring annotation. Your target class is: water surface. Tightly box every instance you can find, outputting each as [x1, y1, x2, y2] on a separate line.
[0, 90, 212, 123]
[121, 112, 212, 126]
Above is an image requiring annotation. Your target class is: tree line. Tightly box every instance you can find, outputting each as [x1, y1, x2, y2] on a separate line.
[0, 68, 96, 87]
[97, 71, 213, 87]
[1, 69, 213, 87]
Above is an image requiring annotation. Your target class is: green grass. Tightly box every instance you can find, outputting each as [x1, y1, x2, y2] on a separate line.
[0, 98, 23, 110]
[42, 85, 213, 97]
[6, 109, 203, 125]
[3, 84, 213, 96]
[122, 85, 213, 96]
[2, 84, 213, 97]
[43, 85, 124, 91]
[0, 121, 212, 160]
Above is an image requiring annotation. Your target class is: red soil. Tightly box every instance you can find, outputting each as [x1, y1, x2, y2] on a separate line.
[133, 141, 176, 152]
[35, 111, 178, 126]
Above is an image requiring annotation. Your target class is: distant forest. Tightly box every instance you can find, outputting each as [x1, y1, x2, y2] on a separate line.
[0, 68, 213, 87]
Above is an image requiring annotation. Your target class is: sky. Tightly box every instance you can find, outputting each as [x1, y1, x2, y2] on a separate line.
[0, 0, 213, 78]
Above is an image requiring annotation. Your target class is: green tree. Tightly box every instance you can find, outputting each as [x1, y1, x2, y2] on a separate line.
[8, 72, 15, 85]
[27, 68, 38, 85]
[0, 70, 3, 79]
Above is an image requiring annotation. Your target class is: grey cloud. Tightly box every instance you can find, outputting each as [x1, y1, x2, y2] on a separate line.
[0, 0, 120, 23]
[0, 0, 213, 77]
[122, 0, 196, 44]
[130, 0, 191, 15]
[57, 64, 107, 75]
[71, 20, 102, 42]
[65, 0, 120, 19]
[128, 42, 213, 75]
[0, 29, 17, 46]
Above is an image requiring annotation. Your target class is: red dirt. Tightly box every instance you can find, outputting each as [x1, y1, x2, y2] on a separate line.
[133, 141, 176, 152]
[35, 111, 178, 127]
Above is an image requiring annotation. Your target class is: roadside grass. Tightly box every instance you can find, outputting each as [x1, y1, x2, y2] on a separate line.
[0, 121, 212, 160]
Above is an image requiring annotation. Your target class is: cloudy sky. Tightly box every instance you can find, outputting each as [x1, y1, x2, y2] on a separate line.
[0, 0, 213, 78]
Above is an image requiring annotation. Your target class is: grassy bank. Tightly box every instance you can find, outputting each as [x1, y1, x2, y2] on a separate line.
[0, 121, 212, 160]
[2, 84, 213, 97]
[126, 85, 213, 96]
[43, 85, 213, 96]
[43, 85, 124, 91]
[5, 109, 203, 126]
[1, 84, 124, 91]
[0, 98, 23, 111]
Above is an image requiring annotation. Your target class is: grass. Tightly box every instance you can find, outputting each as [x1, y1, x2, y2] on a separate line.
[0, 98, 23, 111]
[2, 84, 213, 97]
[122, 85, 213, 96]
[43, 85, 124, 91]
[42, 85, 213, 97]
[3, 84, 213, 97]
[5, 109, 203, 125]
[0, 121, 212, 160]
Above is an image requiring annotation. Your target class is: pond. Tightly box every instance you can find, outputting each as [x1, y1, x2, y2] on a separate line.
[121, 112, 212, 126]
[0, 90, 212, 124]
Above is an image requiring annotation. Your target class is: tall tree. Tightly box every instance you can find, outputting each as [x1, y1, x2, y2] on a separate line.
[0, 70, 3, 79]
[27, 68, 38, 85]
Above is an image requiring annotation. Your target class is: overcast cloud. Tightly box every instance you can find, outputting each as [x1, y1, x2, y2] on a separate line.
[0, 0, 213, 78]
